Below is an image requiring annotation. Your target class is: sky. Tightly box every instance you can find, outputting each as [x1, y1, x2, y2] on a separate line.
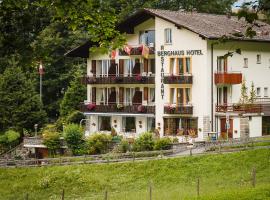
[232, 0, 257, 8]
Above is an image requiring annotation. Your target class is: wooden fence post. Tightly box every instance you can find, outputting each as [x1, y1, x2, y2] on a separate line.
[104, 190, 108, 200]
[149, 181, 152, 200]
[61, 189, 65, 200]
[197, 178, 200, 197]
[190, 148, 192, 156]
[84, 155, 86, 164]
[133, 152, 135, 162]
[252, 167, 256, 187]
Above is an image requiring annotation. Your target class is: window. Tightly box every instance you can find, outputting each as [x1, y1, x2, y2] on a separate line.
[264, 87, 268, 97]
[99, 116, 111, 131]
[125, 88, 135, 105]
[147, 118, 155, 132]
[217, 57, 227, 72]
[149, 88, 155, 103]
[269, 58, 270, 68]
[123, 59, 134, 76]
[244, 58, 248, 68]
[164, 118, 198, 136]
[139, 30, 155, 46]
[170, 57, 192, 75]
[170, 88, 176, 104]
[257, 87, 261, 97]
[122, 117, 136, 132]
[186, 57, 191, 73]
[170, 88, 191, 105]
[164, 28, 172, 44]
[257, 54, 261, 64]
[178, 58, 184, 74]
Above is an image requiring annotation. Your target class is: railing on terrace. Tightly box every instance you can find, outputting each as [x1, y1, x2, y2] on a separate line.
[163, 74, 193, 84]
[254, 98, 270, 104]
[81, 74, 155, 84]
[216, 103, 262, 113]
[164, 103, 193, 114]
[118, 46, 155, 56]
[214, 71, 242, 85]
[80, 102, 155, 114]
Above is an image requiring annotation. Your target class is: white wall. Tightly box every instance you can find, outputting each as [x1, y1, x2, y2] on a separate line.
[249, 116, 262, 137]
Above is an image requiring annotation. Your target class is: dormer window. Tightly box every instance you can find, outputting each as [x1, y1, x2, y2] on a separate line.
[164, 28, 172, 44]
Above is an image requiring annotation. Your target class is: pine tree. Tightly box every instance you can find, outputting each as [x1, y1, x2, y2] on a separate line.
[0, 67, 47, 133]
[249, 82, 256, 104]
[239, 78, 249, 104]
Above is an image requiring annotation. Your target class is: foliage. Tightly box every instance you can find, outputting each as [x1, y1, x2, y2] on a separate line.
[154, 137, 172, 150]
[239, 78, 249, 104]
[172, 137, 179, 143]
[66, 111, 85, 124]
[0, 130, 20, 148]
[0, 67, 47, 132]
[0, 149, 269, 199]
[60, 74, 86, 118]
[117, 139, 130, 153]
[63, 124, 84, 155]
[111, 135, 122, 143]
[249, 82, 256, 103]
[86, 133, 112, 155]
[43, 131, 61, 156]
[133, 132, 155, 152]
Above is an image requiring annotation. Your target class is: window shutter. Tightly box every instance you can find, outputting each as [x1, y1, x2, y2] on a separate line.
[119, 59, 124, 76]
[92, 87, 96, 103]
[91, 60, 96, 76]
[144, 87, 148, 102]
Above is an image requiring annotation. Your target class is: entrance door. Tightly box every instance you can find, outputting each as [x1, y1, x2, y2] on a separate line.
[220, 118, 233, 139]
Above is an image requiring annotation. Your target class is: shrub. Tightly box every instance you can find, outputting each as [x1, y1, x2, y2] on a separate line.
[172, 137, 179, 143]
[63, 124, 85, 155]
[112, 135, 122, 143]
[118, 140, 130, 153]
[6, 130, 20, 144]
[66, 111, 85, 124]
[86, 133, 112, 155]
[154, 137, 172, 150]
[43, 131, 61, 156]
[133, 132, 154, 152]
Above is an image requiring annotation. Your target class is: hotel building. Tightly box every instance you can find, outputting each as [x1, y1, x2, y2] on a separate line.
[67, 9, 270, 141]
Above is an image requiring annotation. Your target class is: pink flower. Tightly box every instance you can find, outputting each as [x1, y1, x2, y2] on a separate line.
[87, 103, 96, 111]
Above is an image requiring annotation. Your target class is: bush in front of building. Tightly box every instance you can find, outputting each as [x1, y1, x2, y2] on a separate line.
[132, 132, 155, 152]
[43, 130, 61, 156]
[117, 139, 130, 153]
[63, 124, 85, 155]
[86, 133, 112, 155]
[154, 137, 172, 150]
[66, 110, 85, 124]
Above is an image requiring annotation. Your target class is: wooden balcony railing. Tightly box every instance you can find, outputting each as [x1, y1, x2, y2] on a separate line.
[118, 46, 155, 56]
[163, 74, 193, 84]
[80, 103, 155, 114]
[164, 104, 193, 115]
[81, 75, 155, 85]
[214, 72, 242, 85]
[216, 104, 262, 113]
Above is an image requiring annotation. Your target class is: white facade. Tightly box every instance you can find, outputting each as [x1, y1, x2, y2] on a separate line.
[80, 11, 270, 140]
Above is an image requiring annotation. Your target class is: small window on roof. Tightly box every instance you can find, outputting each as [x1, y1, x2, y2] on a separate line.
[164, 28, 172, 44]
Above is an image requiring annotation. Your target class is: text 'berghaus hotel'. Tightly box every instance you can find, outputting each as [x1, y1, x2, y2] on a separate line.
[66, 9, 270, 142]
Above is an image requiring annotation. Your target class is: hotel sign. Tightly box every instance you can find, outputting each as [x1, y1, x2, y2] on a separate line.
[157, 50, 203, 57]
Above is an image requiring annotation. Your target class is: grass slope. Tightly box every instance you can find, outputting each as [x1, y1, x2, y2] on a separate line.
[0, 149, 269, 200]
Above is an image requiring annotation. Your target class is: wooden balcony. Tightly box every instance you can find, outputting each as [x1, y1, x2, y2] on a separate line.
[216, 104, 262, 113]
[163, 75, 193, 84]
[81, 75, 155, 85]
[214, 72, 242, 85]
[80, 103, 155, 114]
[118, 46, 155, 56]
[164, 104, 193, 115]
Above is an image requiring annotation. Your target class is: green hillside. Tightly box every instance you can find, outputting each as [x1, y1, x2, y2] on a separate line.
[0, 149, 269, 200]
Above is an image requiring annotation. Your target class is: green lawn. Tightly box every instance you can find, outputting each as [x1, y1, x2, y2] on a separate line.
[0, 149, 269, 200]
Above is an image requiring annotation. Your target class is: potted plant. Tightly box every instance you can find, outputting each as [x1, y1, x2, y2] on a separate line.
[137, 105, 146, 113]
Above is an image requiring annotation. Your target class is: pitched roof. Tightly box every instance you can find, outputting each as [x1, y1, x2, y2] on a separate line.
[118, 8, 270, 42]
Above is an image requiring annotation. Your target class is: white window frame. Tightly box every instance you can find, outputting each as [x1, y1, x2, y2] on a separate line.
[164, 28, 172, 44]
[244, 58, 248, 68]
[256, 87, 261, 97]
[264, 87, 268, 97]
[256, 54, 261, 64]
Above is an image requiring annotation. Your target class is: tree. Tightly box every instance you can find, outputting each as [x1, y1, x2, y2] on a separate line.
[60, 73, 86, 118]
[239, 78, 249, 104]
[63, 124, 85, 155]
[249, 82, 256, 104]
[43, 130, 61, 156]
[0, 67, 47, 132]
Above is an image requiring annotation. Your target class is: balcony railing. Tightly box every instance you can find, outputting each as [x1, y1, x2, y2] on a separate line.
[163, 74, 193, 84]
[214, 72, 242, 85]
[81, 74, 155, 84]
[80, 103, 155, 114]
[118, 46, 155, 56]
[216, 104, 262, 113]
[164, 104, 193, 115]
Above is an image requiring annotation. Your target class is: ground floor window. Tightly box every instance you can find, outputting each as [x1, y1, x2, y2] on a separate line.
[123, 117, 136, 132]
[262, 116, 270, 135]
[164, 117, 198, 137]
[98, 116, 111, 131]
[147, 117, 155, 132]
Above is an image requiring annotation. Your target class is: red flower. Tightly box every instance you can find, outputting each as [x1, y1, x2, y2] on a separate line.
[137, 105, 146, 113]
[87, 103, 96, 111]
